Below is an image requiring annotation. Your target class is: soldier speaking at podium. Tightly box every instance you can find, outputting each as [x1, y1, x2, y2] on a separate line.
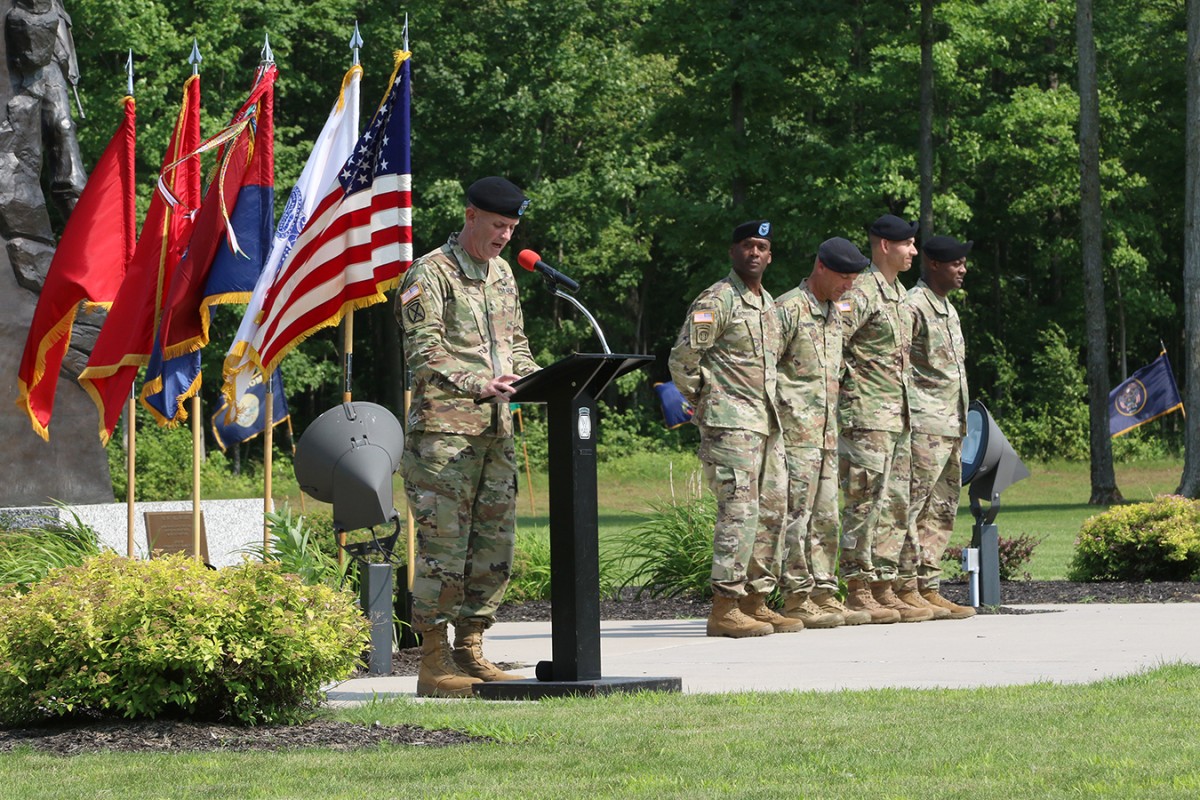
[396, 176, 540, 698]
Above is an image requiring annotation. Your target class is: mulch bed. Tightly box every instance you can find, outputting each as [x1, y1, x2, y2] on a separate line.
[0, 718, 487, 756]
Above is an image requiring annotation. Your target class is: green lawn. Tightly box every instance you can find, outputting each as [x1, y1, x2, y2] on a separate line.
[278, 453, 1185, 582]
[3, 664, 1198, 798]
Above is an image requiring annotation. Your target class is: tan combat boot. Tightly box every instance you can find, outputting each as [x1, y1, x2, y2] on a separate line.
[781, 593, 843, 629]
[845, 578, 901, 624]
[416, 624, 482, 698]
[811, 588, 872, 626]
[920, 585, 977, 620]
[453, 619, 522, 681]
[895, 578, 950, 620]
[739, 592, 805, 633]
[707, 594, 774, 638]
[870, 580, 934, 622]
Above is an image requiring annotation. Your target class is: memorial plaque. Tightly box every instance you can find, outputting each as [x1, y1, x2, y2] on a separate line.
[144, 511, 210, 564]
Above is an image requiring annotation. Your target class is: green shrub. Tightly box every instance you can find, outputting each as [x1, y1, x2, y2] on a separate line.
[0, 504, 104, 592]
[246, 507, 353, 589]
[943, 532, 1045, 581]
[609, 494, 715, 599]
[1068, 495, 1200, 582]
[0, 552, 370, 726]
[506, 526, 619, 602]
[508, 527, 553, 602]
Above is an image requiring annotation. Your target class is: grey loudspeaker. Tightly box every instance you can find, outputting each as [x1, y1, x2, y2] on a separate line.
[294, 402, 404, 532]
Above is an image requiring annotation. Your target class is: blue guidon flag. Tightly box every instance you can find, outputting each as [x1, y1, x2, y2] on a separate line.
[211, 367, 290, 452]
[654, 381, 694, 429]
[1108, 351, 1185, 437]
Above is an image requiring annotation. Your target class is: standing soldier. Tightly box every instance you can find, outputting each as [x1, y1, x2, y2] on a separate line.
[396, 176, 540, 697]
[904, 235, 976, 619]
[838, 215, 933, 623]
[669, 220, 799, 638]
[774, 238, 872, 628]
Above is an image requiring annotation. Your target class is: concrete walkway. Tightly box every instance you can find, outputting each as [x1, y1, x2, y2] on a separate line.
[325, 603, 1200, 704]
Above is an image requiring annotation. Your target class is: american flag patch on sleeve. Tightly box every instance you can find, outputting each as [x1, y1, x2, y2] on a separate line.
[401, 284, 423, 305]
[693, 311, 714, 324]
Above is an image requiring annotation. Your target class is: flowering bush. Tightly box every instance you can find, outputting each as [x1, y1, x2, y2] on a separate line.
[0, 553, 369, 726]
[1068, 495, 1200, 582]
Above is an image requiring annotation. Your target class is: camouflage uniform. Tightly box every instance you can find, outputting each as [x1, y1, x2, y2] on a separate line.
[668, 271, 785, 598]
[775, 278, 844, 596]
[838, 264, 913, 583]
[396, 233, 539, 631]
[904, 278, 968, 588]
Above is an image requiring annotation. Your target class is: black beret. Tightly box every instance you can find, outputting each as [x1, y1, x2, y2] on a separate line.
[467, 176, 530, 218]
[868, 214, 918, 241]
[732, 219, 772, 243]
[817, 237, 870, 274]
[923, 234, 973, 261]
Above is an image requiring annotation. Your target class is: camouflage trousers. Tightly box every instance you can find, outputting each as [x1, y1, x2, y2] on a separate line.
[781, 445, 840, 596]
[401, 431, 517, 631]
[838, 426, 914, 582]
[907, 432, 962, 588]
[698, 425, 786, 598]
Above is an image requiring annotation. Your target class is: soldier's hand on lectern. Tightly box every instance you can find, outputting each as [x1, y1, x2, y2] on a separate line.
[480, 374, 522, 400]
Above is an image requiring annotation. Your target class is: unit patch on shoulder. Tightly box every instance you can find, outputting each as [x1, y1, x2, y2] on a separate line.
[690, 309, 715, 347]
[402, 283, 426, 324]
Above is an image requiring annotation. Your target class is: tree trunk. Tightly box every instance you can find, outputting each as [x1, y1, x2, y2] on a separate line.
[918, 0, 935, 243]
[1179, 0, 1200, 496]
[1076, 0, 1122, 505]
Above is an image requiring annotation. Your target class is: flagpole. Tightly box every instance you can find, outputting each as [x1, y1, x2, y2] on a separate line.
[264, 382, 274, 553]
[286, 414, 305, 513]
[126, 52, 137, 560]
[186, 42, 203, 563]
[191, 395, 202, 561]
[334, 24, 362, 570]
[400, 17, 416, 597]
[127, 391, 136, 558]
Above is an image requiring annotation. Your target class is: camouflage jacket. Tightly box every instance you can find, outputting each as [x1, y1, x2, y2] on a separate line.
[396, 233, 539, 437]
[904, 279, 968, 436]
[668, 271, 779, 434]
[838, 264, 910, 433]
[775, 278, 842, 449]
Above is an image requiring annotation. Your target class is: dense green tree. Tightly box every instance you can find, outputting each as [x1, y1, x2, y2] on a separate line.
[55, 0, 1191, 490]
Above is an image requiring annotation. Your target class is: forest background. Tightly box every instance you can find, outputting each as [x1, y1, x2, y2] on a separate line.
[62, 0, 1188, 486]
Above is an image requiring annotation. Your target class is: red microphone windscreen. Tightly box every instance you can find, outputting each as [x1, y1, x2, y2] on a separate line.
[517, 249, 541, 272]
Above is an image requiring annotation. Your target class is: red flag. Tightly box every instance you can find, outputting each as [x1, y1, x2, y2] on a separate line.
[16, 96, 137, 441]
[154, 65, 277, 363]
[139, 65, 276, 426]
[247, 52, 412, 377]
[78, 76, 202, 445]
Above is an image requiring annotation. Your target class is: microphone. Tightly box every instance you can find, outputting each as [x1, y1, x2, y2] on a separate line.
[517, 249, 580, 292]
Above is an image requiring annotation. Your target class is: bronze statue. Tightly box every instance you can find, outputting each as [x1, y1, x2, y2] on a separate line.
[1, 0, 114, 506]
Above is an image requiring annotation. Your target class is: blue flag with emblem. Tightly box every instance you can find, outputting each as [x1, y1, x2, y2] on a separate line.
[654, 381, 694, 429]
[211, 367, 290, 451]
[1108, 351, 1184, 437]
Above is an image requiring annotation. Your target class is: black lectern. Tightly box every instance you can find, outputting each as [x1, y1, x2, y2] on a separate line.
[473, 352, 682, 700]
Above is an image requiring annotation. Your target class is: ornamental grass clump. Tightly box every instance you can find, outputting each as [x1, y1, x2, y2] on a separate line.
[1068, 495, 1200, 582]
[0, 552, 370, 726]
[610, 494, 716, 599]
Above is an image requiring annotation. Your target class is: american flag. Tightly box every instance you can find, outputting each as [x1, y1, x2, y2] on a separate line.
[247, 51, 412, 377]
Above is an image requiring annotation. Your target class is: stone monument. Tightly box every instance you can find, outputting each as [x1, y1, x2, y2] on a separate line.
[1, 0, 115, 505]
